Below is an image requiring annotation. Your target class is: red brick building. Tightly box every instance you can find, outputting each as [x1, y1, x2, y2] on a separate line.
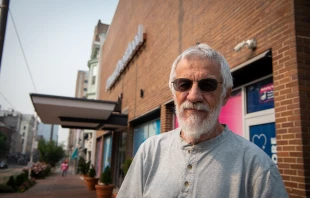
[96, 0, 310, 197]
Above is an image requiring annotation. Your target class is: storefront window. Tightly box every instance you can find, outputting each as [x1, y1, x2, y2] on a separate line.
[95, 138, 102, 174]
[246, 77, 274, 114]
[102, 135, 112, 170]
[133, 119, 160, 155]
[219, 89, 243, 136]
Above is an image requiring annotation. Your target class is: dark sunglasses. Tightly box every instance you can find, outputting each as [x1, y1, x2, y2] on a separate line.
[172, 78, 222, 92]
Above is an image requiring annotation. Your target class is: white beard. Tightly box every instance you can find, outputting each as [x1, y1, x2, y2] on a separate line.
[175, 99, 222, 142]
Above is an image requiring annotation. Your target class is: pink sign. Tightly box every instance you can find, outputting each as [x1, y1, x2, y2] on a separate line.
[219, 90, 243, 136]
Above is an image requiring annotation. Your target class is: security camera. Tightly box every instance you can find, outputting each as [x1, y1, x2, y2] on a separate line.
[234, 39, 257, 52]
[234, 42, 246, 52]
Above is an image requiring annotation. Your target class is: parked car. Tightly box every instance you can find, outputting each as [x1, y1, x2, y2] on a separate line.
[0, 160, 8, 169]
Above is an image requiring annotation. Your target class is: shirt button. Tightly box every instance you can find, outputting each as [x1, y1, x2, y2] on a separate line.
[184, 181, 189, 187]
[187, 164, 192, 169]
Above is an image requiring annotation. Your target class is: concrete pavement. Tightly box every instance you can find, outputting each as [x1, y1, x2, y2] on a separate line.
[1, 169, 97, 198]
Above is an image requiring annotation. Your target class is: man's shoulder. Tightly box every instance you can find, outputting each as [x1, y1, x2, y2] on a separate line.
[227, 130, 275, 170]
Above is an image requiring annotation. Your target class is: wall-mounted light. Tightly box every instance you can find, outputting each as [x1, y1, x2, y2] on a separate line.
[234, 38, 257, 52]
[140, 89, 144, 98]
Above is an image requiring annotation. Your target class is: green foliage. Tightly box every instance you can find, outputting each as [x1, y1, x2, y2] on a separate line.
[100, 166, 112, 185]
[6, 176, 16, 191]
[88, 165, 96, 178]
[121, 158, 133, 176]
[15, 173, 27, 187]
[0, 184, 15, 193]
[77, 157, 90, 175]
[0, 133, 9, 159]
[38, 139, 65, 167]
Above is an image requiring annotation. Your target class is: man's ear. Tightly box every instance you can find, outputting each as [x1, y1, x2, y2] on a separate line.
[222, 88, 232, 106]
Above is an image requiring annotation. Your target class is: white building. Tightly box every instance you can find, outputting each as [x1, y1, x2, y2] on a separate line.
[84, 20, 109, 164]
[19, 114, 37, 155]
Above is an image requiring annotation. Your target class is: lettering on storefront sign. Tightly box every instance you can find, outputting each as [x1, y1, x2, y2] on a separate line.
[271, 137, 277, 164]
[250, 125, 277, 165]
[106, 25, 146, 91]
[260, 83, 274, 103]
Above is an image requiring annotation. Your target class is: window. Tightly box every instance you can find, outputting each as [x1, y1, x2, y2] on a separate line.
[84, 88, 87, 91]
[133, 119, 160, 155]
[84, 80, 88, 83]
[92, 76, 96, 85]
[246, 77, 274, 114]
[23, 126, 26, 130]
[22, 132, 25, 137]
[102, 135, 112, 170]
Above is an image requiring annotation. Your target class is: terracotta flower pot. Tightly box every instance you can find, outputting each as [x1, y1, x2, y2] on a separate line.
[95, 184, 114, 198]
[84, 177, 99, 190]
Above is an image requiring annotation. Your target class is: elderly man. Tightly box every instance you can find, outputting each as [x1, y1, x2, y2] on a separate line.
[118, 44, 288, 197]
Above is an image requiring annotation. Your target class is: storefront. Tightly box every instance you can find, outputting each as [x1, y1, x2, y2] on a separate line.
[97, 0, 309, 196]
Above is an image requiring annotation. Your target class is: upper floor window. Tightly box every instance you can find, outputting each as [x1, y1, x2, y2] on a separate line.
[92, 76, 96, 85]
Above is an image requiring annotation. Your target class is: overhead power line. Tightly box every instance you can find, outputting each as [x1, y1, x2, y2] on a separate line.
[0, 91, 14, 109]
[8, 9, 37, 93]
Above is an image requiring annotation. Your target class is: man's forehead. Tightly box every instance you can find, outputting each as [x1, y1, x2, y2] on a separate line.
[176, 57, 221, 72]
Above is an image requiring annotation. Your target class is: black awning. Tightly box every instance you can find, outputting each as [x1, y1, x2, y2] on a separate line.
[30, 93, 127, 130]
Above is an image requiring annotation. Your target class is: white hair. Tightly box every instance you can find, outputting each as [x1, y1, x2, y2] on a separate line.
[169, 43, 233, 98]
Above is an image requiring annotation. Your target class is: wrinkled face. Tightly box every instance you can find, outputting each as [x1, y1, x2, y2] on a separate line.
[173, 57, 224, 140]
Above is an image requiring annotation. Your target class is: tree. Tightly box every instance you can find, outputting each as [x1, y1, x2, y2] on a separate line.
[38, 139, 65, 167]
[0, 133, 9, 159]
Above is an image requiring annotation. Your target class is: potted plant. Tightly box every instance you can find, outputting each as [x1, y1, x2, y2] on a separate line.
[84, 165, 99, 190]
[121, 158, 132, 176]
[77, 157, 90, 179]
[95, 166, 114, 198]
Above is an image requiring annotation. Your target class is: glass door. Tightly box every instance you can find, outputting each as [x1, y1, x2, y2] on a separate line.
[245, 114, 277, 164]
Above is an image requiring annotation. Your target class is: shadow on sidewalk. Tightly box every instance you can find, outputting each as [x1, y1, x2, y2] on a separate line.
[1, 170, 97, 198]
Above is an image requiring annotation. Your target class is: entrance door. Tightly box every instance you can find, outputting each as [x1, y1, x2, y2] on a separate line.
[245, 113, 277, 164]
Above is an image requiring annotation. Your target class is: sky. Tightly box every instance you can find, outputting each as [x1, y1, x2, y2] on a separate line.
[0, 0, 119, 146]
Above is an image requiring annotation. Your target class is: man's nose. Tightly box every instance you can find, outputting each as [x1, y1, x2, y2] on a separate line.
[186, 83, 203, 103]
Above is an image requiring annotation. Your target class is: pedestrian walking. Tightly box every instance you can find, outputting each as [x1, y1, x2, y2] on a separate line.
[61, 159, 69, 177]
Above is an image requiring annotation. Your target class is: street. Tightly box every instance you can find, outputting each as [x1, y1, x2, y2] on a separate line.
[0, 164, 24, 184]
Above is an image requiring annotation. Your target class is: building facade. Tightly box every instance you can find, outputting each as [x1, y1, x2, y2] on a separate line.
[0, 109, 38, 156]
[67, 70, 88, 172]
[96, 0, 310, 197]
[19, 114, 37, 155]
[37, 123, 59, 143]
[85, 20, 110, 166]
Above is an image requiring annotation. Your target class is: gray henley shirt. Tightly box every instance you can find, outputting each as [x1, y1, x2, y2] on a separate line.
[117, 126, 288, 198]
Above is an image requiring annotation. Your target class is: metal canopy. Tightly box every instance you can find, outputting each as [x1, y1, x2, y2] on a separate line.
[30, 93, 128, 131]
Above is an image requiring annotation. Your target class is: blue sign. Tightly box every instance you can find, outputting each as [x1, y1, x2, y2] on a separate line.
[250, 122, 277, 164]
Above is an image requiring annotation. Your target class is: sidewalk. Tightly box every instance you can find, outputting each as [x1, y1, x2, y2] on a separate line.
[1, 170, 97, 198]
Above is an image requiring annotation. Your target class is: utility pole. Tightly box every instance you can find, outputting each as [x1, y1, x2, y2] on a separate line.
[50, 124, 54, 142]
[0, 0, 9, 72]
[28, 114, 37, 179]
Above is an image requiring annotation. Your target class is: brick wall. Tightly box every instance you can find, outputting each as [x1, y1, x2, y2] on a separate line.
[294, 0, 310, 197]
[160, 103, 174, 133]
[99, 0, 308, 196]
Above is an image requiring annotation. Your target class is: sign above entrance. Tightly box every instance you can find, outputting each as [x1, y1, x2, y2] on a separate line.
[106, 25, 147, 91]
